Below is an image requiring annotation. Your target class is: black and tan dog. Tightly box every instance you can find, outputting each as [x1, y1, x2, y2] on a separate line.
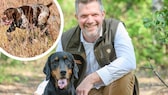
[43, 52, 79, 95]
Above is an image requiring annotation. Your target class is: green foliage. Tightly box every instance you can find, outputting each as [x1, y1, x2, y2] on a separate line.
[0, 53, 8, 61]
[57, 0, 168, 68]
[0, 53, 21, 65]
[0, 54, 31, 83]
[142, 7, 168, 67]
[0, 61, 23, 84]
[58, 0, 77, 31]
[143, 7, 168, 44]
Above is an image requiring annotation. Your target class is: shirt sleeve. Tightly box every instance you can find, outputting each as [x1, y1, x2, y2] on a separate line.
[96, 22, 136, 85]
[56, 39, 63, 52]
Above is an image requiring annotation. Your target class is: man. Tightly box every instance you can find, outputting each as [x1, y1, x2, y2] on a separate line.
[35, 0, 136, 95]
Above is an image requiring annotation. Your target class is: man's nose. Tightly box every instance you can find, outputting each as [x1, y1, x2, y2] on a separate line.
[86, 15, 94, 23]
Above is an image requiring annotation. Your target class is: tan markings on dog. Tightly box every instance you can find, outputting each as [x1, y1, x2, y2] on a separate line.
[74, 59, 82, 64]
[51, 68, 60, 80]
[51, 65, 72, 80]
[51, 69, 59, 87]
[65, 67, 72, 79]
[68, 69, 72, 76]
[63, 55, 67, 59]
[55, 57, 59, 61]
[51, 65, 72, 88]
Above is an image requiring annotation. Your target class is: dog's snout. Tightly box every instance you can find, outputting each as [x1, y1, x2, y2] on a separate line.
[60, 71, 66, 76]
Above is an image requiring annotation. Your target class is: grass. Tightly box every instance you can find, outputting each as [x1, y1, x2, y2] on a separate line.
[1, 61, 34, 84]
[0, 0, 61, 58]
[0, 56, 47, 84]
[0, 56, 48, 94]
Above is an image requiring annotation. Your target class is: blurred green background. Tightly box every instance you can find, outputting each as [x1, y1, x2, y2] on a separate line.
[58, 0, 168, 73]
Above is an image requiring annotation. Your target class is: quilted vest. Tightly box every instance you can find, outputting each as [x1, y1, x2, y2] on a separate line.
[61, 18, 120, 87]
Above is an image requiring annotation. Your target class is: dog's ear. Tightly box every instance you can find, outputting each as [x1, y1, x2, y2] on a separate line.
[71, 55, 79, 79]
[12, 9, 18, 19]
[15, 10, 21, 21]
[43, 53, 53, 80]
[73, 61, 79, 79]
[67, 52, 79, 79]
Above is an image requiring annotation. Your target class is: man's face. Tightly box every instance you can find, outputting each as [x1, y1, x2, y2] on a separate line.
[75, 1, 105, 39]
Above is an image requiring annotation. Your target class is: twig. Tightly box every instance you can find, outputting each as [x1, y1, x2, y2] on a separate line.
[148, 62, 168, 88]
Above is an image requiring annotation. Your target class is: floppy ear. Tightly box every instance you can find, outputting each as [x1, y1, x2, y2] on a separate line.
[73, 60, 79, 79]
[67, 52, 79, 79]
[12, 9, 18, 20]
[43, 54, 53, 80]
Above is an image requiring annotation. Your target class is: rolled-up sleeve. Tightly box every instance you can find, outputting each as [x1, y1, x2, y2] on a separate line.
[96, 22, 136, 85]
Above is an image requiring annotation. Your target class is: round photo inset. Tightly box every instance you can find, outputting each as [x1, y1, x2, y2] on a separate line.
[0, 0, 64, 61]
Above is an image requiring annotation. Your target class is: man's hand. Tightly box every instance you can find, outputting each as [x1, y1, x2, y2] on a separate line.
[76, 72, 102, 95]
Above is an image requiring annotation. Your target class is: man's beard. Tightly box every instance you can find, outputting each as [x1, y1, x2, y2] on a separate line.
[82, 26, 101, 39]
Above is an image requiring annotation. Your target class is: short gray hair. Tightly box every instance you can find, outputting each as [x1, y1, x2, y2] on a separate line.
[75, 0, 104, 14]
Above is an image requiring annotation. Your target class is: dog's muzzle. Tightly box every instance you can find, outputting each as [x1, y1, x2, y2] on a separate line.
[1, 15, 13, 25]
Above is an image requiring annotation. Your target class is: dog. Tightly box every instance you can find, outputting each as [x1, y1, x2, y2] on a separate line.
[43, 52, 79, 95]
[2, 2, 52, 41]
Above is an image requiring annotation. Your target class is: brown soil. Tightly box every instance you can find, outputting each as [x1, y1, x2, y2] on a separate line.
[0, 72, 168, 95]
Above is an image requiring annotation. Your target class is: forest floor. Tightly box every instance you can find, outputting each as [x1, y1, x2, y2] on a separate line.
[0, 75, 167, 95]
[0, 61, 168, 95]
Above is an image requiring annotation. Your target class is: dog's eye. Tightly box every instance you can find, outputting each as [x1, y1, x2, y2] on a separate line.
[67, 64, 71, 68]
[64, 60, 72, 68]
[67, 62, 72, 68]
[51, 63, 59, 69]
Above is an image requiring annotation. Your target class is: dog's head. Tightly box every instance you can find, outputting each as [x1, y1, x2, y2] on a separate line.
[2, 8, 21, 25]
[43, 52, 79, 89]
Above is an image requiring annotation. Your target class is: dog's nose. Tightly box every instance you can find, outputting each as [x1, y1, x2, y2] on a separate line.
[60, 71, 66, 76]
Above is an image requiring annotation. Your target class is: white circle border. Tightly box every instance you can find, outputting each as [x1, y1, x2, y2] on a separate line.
[0, 0, 64, 61]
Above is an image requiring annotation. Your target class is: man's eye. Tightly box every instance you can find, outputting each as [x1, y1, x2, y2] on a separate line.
[81, 15, 87, 18]
[92, 14, 99, 17]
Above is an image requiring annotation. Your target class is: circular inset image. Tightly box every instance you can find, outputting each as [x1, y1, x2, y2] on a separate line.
[0, 0, 64, 61]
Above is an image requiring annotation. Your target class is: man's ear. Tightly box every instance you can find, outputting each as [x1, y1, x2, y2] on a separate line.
[75, 14, 78, 20]
[102, 11, 106, 19]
